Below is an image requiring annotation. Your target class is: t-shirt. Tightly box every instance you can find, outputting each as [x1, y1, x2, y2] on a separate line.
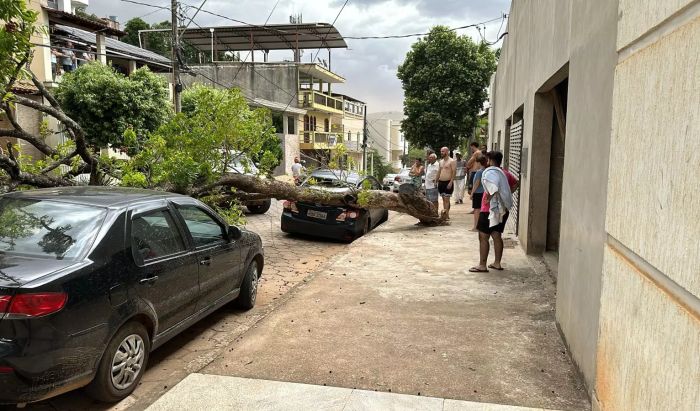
[481, 168, 518, 213]
[424, 162, 439, 190]
[60, 49, 74, 66]
[473, 169, 485, 193]
[291, 163, 303, 177]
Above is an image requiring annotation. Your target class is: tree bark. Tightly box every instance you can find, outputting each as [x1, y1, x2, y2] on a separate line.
[198, 174, 447, 225]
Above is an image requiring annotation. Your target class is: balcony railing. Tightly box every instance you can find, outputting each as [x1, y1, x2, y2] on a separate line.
[299, 91, 344, 114]
[299, 131, 344, 150]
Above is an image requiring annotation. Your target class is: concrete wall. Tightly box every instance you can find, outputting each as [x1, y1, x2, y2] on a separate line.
[488, 0, 617, 391]
[183, 64, 299, 107]
[594, 1, 700, 409]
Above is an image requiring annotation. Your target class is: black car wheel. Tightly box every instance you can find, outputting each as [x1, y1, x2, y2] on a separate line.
[236, 260, 259, 310]
[247, 199, 271, 214]
[86, 322, 150, 402]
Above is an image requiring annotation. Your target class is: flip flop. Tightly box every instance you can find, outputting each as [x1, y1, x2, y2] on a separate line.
[469, 267, 489, 273]
[488, 264, 504, 271]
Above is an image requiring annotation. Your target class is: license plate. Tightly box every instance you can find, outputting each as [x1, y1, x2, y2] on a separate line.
[307, 210, 327, 220]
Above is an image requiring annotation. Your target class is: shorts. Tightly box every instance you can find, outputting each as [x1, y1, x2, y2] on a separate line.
[477, 211, 509, 234]
[426, 188, 439, 202]
[471, 192, 484, 209]
[438, 180, 453, 197]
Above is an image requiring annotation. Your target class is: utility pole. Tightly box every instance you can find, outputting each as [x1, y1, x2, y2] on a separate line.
[370, 151, 374, 177]
[171, 0, 181, 113]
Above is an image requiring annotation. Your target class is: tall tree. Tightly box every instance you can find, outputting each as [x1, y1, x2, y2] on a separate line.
[55, 63, 171, 152]
[122, 17, 150, 47]
[397, 26, 497, 151]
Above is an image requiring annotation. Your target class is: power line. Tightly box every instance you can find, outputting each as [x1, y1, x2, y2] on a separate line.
[231, 0, 281, 85]
[179, 0, 209, 36]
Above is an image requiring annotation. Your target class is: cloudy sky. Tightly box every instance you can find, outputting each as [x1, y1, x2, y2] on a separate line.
[89, 0, 510, 113]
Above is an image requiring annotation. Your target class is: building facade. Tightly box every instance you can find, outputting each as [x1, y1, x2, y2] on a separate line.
[367, 113, 405, 170]
[488, 1, 699, 409]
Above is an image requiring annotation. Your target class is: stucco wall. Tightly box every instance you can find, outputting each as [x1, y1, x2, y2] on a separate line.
[595, 2, 700, 409]
[488, 0, 617, 392]
[182, 64, 299, 107]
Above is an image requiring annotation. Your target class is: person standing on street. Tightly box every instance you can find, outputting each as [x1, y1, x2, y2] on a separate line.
[409, 158, 424, 188]
[437, 147, 456, 220]
[469, 154, 488, 231]
[454, 153, 467, 204]
[470, 151, 519, 272]
[291, 157, 306, 186]
[465, 142, 481, 201]
[424, 153, 440, 211]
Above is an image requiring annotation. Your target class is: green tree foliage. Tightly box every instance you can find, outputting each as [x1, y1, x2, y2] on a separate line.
[55, 63, 171, 151]
[401, 146, 427, 167]
[122, 17, 150, 48]
[0, 0, 37, 99]
[397, 26, 497, 151]
[122, 84, 278, 193]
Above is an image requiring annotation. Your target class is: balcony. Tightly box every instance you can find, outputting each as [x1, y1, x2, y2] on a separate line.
[299, 91, 344, 115]
[299, 131, 344, 150]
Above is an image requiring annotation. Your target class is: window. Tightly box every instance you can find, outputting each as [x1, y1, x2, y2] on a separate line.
[177, 206, 226, 247]
[131, 210, 185, 262]
[324, 118, 330, 132]
[272, 112, 284, 134]
[287, 116, 296, 135]
[0, 198, 106, 260]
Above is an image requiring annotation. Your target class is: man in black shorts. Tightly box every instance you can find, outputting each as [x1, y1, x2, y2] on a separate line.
[437, 147, 456, 219]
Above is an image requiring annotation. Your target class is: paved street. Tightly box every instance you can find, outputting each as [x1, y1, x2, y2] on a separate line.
[22, 201, 589, 411]
[25, 201, 350, 411]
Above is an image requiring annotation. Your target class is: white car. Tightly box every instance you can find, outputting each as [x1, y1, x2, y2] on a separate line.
[382, 174, 397, 190]
[392, 168, 411, 192]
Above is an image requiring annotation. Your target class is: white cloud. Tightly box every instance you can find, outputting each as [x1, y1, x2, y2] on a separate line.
[87, 0, 510, 113]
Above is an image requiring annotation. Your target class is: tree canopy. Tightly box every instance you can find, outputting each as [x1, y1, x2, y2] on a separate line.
[55, 63, 171, 152]
[397, 26, 497, 151]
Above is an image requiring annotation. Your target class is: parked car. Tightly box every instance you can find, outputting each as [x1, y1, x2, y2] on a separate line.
[382, 174, 397, 190]
[224, 153, 271, 214]
[0, 187, 263, 405]
[281, 170, 389, 242]
[392, 168, 411, 192]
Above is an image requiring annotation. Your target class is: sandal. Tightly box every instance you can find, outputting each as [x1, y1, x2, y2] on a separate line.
[469, 267, 489, 273]
[488, 264, 504, 271]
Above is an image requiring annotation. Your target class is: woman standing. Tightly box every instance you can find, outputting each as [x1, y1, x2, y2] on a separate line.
[409, 158, 424, 188]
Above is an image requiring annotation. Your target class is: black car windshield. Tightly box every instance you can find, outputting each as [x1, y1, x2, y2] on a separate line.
[303, 171, 360, 188]
[0, 198, 106, 260]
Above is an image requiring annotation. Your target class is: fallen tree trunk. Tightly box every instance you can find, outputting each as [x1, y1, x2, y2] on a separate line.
[198, 174, 447, 225]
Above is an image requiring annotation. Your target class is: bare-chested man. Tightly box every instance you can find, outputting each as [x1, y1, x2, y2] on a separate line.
[436, 147, 457, 219]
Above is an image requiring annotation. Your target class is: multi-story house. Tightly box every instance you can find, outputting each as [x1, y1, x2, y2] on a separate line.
[2, 0, 171, 160]
[367, 113, 405, 170]
[175, 23, 368, 174]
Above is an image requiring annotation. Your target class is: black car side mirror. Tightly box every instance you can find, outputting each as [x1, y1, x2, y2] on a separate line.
[228, 226, 242, 241]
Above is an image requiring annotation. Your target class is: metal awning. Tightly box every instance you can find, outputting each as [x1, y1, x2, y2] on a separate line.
[54, 25, 171, 70]
[143, 23, 347, 53]
[249, 97, 306, 115]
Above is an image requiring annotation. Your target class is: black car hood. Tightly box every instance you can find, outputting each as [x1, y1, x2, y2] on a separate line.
[0, 254, 81, 288]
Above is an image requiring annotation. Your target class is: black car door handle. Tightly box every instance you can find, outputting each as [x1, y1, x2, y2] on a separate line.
[200, 257, 212, 266]
[139, 276, 159, 285]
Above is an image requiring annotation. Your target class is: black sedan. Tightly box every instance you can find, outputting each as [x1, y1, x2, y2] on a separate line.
[281, 170, 389, 242]
[0, 187, 263, 405]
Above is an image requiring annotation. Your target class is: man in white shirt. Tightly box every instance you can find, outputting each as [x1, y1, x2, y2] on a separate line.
[291, 157, 305, 185]
[424, 153, 440, 211]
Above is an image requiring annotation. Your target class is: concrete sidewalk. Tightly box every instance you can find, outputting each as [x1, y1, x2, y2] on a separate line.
[147, 374, 558, 411]
[175, 204, 590, 410]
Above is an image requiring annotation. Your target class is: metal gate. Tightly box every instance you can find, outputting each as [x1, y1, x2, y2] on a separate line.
[507, 120, 523, 234]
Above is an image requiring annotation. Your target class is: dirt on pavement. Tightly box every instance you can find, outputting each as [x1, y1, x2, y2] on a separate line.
[201, 205, 591, 410]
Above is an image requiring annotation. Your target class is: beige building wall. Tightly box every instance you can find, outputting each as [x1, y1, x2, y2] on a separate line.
[595, 1, 700, 409]
[489, 1, 700, 407]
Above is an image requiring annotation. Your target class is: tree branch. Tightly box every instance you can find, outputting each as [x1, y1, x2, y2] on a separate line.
[0, 102, 58, 157]
[193, 174, 446, 224]
[40, 150, 78, 174]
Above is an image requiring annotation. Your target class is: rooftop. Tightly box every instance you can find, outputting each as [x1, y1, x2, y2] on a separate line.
[54, 25, 171, 70]
[145, 23, 348, 53]
[44, 7, 125, 37]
